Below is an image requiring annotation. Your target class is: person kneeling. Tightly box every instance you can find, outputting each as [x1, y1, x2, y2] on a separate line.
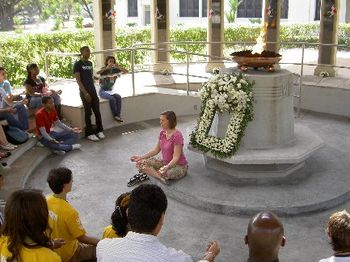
[35, 96, 81, 155]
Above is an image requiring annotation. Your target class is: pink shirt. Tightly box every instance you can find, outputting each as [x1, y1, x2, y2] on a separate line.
[159, 129, 188, 166]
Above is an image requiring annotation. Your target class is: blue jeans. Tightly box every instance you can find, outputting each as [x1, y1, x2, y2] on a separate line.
[39, 130, 78, 152]
[28, 93, 61, 109]
[99, 89, 122, 117]
[0, 103, 29, 131]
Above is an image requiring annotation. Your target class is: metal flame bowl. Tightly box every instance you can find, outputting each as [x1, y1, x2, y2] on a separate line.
[230, 50, 282, 72]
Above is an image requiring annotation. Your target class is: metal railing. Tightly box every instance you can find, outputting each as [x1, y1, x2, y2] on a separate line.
[44, 41, 350, 118]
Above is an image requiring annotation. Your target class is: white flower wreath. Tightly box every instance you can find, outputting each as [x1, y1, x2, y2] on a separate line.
[190, 73, 254, 158]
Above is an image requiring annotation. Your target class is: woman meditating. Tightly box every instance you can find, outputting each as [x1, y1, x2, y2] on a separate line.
[129, 110, 188, 186]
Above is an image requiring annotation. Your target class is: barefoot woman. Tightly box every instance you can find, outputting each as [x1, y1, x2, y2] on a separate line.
[130, 111, 188, 185]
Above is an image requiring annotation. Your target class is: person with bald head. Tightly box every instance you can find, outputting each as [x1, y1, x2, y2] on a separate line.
[319, 210, 350, 262]
[245, 211, 286, 262]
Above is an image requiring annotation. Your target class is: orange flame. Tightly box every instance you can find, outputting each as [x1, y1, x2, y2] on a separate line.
[252, 23, 267, 54]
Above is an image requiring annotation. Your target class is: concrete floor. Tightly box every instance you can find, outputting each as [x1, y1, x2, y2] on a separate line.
[25, 110, 350, 262]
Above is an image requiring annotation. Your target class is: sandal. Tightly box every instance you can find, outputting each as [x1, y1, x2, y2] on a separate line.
[127, 173, 149, 187]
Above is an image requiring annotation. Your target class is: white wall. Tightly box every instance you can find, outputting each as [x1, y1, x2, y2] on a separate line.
[115, 0, 348, 27]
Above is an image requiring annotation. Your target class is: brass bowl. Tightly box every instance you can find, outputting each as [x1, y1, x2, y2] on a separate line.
[231, 50, 282, 72]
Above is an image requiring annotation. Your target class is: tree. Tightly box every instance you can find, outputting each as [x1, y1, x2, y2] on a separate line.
[0, 0, 22, 31]
[225, 0, 243, 23]
[78, 0, 93, 20]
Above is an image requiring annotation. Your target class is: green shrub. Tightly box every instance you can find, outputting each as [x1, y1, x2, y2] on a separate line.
[74, 16, 84, 29]
[1, 24, 350, 87]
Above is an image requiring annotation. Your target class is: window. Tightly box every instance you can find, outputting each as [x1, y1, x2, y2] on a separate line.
[237, 0, 262, 18]
[314, 0, 321, 20]
[180, 0, 199, 17]
[281, 0, 289, 19]
[128, 0, 138, 17]
[202, 0, 207, 17]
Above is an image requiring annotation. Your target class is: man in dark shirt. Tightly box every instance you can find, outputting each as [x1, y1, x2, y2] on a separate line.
[73, 46, 104, 141]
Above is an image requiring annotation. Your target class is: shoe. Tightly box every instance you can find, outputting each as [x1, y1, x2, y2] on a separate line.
[114, 116, 124, 122]
[87, 134, 99, 141]
[127, 173, 149, 187]
[0, 144, 16, 151]
[53, 150, 66, 155]
[72, 144, 81, 150]
[96, 132, 105, 139]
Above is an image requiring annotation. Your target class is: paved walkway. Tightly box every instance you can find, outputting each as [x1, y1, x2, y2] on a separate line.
[25, 110, 350, 262]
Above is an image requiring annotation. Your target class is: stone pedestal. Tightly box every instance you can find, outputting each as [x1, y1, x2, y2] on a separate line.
[194, 68, 324, 182]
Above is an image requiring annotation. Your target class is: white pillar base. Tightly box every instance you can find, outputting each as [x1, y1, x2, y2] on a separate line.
[151, 63, 173, 74]
[205, 62, 225, 73]
[314, 65, 337, 77]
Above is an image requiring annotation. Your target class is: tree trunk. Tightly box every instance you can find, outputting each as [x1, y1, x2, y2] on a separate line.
[81, 0, 93, 20]
[0, 4, 15, 31]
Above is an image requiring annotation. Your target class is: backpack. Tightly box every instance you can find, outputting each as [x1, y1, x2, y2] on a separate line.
[4, 126, 29, 145]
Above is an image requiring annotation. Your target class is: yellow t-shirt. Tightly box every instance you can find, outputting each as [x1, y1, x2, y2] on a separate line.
[46, 195, 86, 262]
[102, 225, 120, 239]
[0, 236, 61, 262]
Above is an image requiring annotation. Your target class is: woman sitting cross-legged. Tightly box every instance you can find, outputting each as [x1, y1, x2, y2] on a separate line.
[0, 189, 64, 262]
[102, 192, 131, 239]
[130, 110, 188, 186]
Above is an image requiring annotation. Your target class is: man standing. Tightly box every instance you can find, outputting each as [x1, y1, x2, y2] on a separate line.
[47, 167, 99, 262]
[245, 211, 286, 262]
[73, 46, 105, 141]
[35, 96, 81, 155]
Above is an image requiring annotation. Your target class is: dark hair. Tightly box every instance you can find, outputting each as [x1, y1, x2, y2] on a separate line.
[47, 167, 72, 194]
[0, 67, 5, 72]
[1, 189, 51, 262]
[80, 46, 90, 54]
[128, 184, 167, 233]
[104, 56, 116, 66]
[42, 96, 53, 105]
[160, 110, 177, 129]
[327, 210, 350, 252]
[111, 192, 131, 237]
[26, 63, 38, 80]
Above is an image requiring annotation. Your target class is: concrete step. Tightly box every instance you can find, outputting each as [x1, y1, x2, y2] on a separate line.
[3, 138, 38, 166]
[0, 145, 50, 200]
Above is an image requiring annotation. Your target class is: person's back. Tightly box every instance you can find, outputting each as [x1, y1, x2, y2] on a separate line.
[245, 211, 285, 262]
[97, 184, 220, 262]
[46, 167, 98, 262]
[318, 210, 350, 262]
[0, 189, 61, 262]
[0, 236, 60, 262]
[47, 195, 84, 261]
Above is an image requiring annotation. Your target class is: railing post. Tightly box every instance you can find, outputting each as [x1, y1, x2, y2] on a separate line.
[186, 53, 190, 96]
[131, 49, 135, 96]
[45, 53, 49, 84]
[298, 43, 305, 118]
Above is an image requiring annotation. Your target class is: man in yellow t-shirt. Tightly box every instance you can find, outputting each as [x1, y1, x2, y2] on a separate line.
[46, 167, 99, 262]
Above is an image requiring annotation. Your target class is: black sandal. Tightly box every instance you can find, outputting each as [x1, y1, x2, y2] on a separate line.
[127, 173, 149, 187]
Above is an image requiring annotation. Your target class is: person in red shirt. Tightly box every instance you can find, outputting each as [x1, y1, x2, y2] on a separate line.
[36, 96, 82, 155]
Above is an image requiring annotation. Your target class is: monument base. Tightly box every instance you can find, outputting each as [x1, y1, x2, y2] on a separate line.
[190, 123, 324, 184]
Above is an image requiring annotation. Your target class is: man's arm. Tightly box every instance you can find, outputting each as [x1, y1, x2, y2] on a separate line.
[77, 234, 99, 246]
[74, 72, 91, 103]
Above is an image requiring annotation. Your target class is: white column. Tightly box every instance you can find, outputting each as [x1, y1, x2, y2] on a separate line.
[205, 0, 224, 73]
[263, 0, 281, 53]
[314, 0, 339, 77]
[150, 0, 172, 72]
[93, 0, 116, 69]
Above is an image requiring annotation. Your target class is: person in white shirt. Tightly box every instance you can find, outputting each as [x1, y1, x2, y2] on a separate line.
[319, 210, 350, 262]
[97, 184, 220, 262]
